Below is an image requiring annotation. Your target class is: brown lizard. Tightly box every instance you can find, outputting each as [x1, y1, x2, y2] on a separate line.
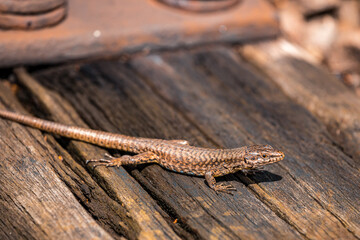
[0, 109, 284, 194]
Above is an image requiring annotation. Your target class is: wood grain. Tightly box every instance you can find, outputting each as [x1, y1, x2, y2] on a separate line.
[240, 40, 360, 167]
[131, 47, 359, 239]
[30, 62, 301, 239]
[0, 82, 113, 240]
[12, 68, 183, 240]
[1, 44, 359, 239]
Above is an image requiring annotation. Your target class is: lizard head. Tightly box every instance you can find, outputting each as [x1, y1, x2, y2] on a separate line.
[243, 145, 284, 169]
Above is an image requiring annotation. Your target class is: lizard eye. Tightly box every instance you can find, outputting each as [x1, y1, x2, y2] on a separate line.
[262, 154, 267, 158]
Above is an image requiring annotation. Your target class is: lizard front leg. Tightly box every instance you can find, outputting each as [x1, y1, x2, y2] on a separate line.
[205, 171, 237, 194]
[86, 151, 159, 168]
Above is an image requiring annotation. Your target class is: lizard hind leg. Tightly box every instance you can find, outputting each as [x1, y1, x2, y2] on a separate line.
[205, 171, 237, 195]
[87, 151, 159, 168]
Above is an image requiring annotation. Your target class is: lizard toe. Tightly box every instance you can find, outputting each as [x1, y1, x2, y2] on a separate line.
[104, 153, 117, 159]
[214, 183, 237, 195]
[86, 158, 111, 164]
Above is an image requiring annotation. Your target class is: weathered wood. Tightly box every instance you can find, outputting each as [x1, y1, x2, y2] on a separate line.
[240, 40, 360, 166]
[131, 47, 359, 239]
[30, 63, 302, 239]
[0, 82, 113, 240]
[23, 46, 358, 239]
[2, 45, 359, 239]
[13, 68, 183, 240]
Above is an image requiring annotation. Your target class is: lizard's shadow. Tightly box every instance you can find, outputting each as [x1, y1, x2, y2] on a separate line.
[224, 170, 283, 186]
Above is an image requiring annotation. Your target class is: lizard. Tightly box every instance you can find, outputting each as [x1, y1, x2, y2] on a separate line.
[0, 109, 285, 194]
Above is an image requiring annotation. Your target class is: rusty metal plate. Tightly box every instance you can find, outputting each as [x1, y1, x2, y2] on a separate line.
[0, 5, 67, 30]
[0, 0, 278, 67]
[0, 0, 66, 14]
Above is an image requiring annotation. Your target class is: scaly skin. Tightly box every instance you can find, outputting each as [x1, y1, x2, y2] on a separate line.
[0, 109, 285, 194]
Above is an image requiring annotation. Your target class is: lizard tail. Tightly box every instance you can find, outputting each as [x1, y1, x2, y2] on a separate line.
[0, 109, 137, 150]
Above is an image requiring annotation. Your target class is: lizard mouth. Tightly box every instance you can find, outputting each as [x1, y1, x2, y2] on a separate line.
[265, 151, 285, 164]
[245, 150, 285, 168]
[269, 151, 285, 163]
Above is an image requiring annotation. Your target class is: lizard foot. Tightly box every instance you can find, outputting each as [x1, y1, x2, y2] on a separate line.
[86, 155, 131, 168]
[213, 182, 237, 195]
[86, 153, 114, 164]
[103, 153, 117, 159]
[86, 152, 159, 169]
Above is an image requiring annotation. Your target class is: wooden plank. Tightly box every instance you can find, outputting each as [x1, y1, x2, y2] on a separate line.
[130, 47, 359, 239]
[11, 68, 184, 240]
[29, 63, 302, 239]
[239, 40, 360, 166]
[0, 82, 113, 240]
[5, 45, 359, 239]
